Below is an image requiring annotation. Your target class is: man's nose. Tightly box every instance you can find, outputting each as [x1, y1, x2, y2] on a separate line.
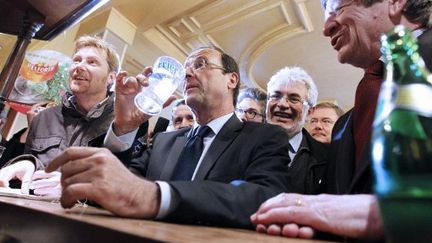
[181, 119, 189, 127]
[323, 14, 337, 37]
[276, 98, 291, 108]
[73, 60, 86, 71]
[236, 112, 247, 122]
[314, 122, 323, 130]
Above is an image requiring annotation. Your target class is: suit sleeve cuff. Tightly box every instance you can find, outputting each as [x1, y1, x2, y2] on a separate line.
[103, 122, 138, 152]
[155, 181, 179, 219]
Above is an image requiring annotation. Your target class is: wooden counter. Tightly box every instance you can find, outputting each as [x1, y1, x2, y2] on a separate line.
[0, 196, 336, 243]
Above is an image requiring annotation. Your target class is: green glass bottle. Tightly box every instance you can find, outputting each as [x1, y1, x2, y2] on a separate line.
[372, 25, 432, 243]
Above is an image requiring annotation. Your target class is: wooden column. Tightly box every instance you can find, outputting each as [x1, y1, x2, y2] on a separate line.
[0, 10, 44, 137]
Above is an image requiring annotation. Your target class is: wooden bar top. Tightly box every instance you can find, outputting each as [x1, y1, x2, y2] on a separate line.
[0, 196, 336, 243]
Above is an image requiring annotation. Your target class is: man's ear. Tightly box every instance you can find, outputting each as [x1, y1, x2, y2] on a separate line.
[107, 71, 116, 85]
[227, 72, 239, 89]
[388, 0, 406, 20]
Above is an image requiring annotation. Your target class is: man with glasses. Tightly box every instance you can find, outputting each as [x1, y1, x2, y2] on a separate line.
[235, 88, 266, 123]
[266, 66, 328, 194]
[46, 46, 291, 228]
[306, 102, 344, 144]
[252, 0, 431, 241]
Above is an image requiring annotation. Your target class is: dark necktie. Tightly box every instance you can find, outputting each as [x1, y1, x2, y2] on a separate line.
[287, 142, 295, 166]
[171, 126, 213, 180]
[352, 60, 384, 168]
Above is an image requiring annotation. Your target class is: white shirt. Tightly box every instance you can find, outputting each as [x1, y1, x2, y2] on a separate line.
[104, 113, 234, 218]
[288, 131, 303, 167]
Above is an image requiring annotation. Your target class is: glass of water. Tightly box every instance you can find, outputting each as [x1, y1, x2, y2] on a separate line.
[134, 56, 185, 115]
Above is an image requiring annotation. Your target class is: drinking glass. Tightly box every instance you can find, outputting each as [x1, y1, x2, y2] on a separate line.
[134, 56, 185, 115]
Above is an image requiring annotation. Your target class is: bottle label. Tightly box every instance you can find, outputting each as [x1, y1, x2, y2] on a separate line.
[396, 84, 432, 116]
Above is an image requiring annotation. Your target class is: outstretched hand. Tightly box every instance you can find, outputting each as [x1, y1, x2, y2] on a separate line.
[46, 147, 161, 218]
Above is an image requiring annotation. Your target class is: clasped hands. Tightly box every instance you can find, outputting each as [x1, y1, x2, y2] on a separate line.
[251, 193, 384, 240]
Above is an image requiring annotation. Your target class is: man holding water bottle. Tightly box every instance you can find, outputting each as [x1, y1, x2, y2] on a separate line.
[46, 46, 291, 228]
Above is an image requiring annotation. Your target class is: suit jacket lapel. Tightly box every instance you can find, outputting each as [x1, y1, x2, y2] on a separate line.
[159, 131, 189, 180]
[194, 115, 243, 180]
[328, 111, 355, 194]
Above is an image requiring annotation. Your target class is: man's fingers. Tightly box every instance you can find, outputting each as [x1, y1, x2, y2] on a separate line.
[31, 170, 61, 190]
[141, 67, 153, 77]
[1, 165, 18, 183]
[256, 193, 302, 214]
[280, 223, 300, 238]
[266, 224, 283, 236]
[254, 207, 321, 230]
[62, 168, 98, 189]
[255, 207, 302, 224]
[255, 224, 268, 233]
[30, 178, 59, 189]
[32, 170, 60, 180]
[136, 67, 153, 87]
[33, 186, 61, 197]
[0, 180, 8, 187]
[116, 71, 128, 84]
[46, 147, 103, 172]
[116, 71, 141, 93]
[61, 183, 96, 208]
[297, 226, 315, 238]
[0, 160, 36, 191]
[60, 158, 94, 179]
[0, 168, 11, 187]
[263, 223, 315, 239]
[20, 168, 34, 195]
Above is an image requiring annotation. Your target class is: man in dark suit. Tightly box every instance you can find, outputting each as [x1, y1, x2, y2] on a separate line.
[252, 0, 431, 240]
[327, 2, 432, 196]
[170, 99, 195, 130]
[46, 46, 291, 229]
[418, 28, 432, 70]
[265, 66, 328, 194]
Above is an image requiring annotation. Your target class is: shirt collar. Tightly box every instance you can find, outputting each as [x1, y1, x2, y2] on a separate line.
[289, 131, 303, 153]
[191, 112, 233, 137]
[412, 28, 425, 39]
[67, 93, 110, 114]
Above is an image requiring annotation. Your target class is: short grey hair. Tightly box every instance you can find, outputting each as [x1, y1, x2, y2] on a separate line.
[237, 88, 267, 115]
[267, 66, 318, 107]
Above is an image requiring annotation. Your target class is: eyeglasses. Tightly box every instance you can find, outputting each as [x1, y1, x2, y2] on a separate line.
[235, 108, 263, 120]
[268, 93, 309, 106]
[308, 118, 335, 128]
[185, 57, 227, 73]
